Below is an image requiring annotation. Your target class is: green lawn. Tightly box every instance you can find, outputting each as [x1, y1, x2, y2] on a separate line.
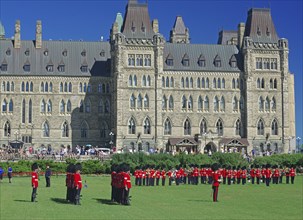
[0, 175, 302, 220]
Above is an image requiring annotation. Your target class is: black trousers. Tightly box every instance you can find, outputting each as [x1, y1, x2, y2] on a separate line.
[266, 178, 270, 186]
[242, 178, 246, 185]
[45, 177, 50, 187]
[75, 188, 81, 205]
[223, 177, 226, 184]
[212, 186, 219, 202]
[31, 187, 37, 202]
[291, 176, 295, 184]
[156, 178, 160, 186]
[202, 176, 206, 184]
[257, 177, 260, 184]
[286, 176, 290, 184]
[169, 178, 172, 186]
[143, 177, 146, 186]
[162, 178, 165, 186]
[279, 176, 283, 184]
[251, 177, 255, 184]
[227, 177, 231, 185]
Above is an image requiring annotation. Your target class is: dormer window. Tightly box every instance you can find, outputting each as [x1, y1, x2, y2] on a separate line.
[131, 22, 136, 32]
[25, 49, 30, 56]
[100, 50, 105, 57]
[230, 55, 237, 68]
[141, 23, 146, 33]
[182, 54, 190, 67]
[214, 55, 221, 68]
[46, 65, 53, 72]
[166, 54, 174, 66]
[257, 27, 261, 36]
[198, 54, 206, 67]
[81, 50, 86, 57]
[24, 64, 30, 72]
[6, 49, 11, 56]
[44, 49, 49, 56]
[62, 50, 67, 57]
[58, 64, 65, 72]
[81, 65, 88, 73]
[1, 64, 7, 72]
[266, 27, 270, 37]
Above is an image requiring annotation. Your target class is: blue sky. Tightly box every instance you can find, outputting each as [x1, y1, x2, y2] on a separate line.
[1, 0, 302, 141]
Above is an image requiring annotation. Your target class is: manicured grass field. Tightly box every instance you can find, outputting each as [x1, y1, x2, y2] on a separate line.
[0, 175, 302, 220]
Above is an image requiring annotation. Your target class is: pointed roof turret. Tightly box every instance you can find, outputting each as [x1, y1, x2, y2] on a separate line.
[0, 21, 5, 39]
[170, 16, 190, 43]
[115, 13, 123, 33]
[244, 8, 279, 43]
[121, 0, 154, 38]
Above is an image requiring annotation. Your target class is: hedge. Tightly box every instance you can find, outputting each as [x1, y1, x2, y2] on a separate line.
[0, 153, 302, 175]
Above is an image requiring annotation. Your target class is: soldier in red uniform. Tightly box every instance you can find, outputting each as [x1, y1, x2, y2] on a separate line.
[290, 166, 296, 184]
[273, 165, 280, 184]
[134, 167, 139, 186]
[155, 168, 161, 186]
[31, 163, 39, 202]
[255, 165, 261, 184]
[138, 167, 143, 186]
[161, 168, 166, 186]
[193, 165, 199, 185]
[167, 168, 173, 186]
[221, 165, 227, 184]
[74, 163, 82, 205]
[279, 165, 284, 184]
[211, 163, 221, 202]
[250, 165, 255, 184]
[232, 166, 237, 184]
[261, 165, 266, 183]
[227, 166, 232, 185]
[236, 167, 242, 184]
[265, 164, 272, 187]
[121, 163, 131, 205]
[201, 165, 207, 184]
[241, 167, 247, 185]
[66, 164, 74, 203]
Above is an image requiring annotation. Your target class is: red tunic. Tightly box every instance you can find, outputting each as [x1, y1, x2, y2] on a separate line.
[31, 171, 38, 188]
[212, 172, 220, 187]
[124, 172, 132, 189]
[241, 170, 247, 179]
[74, 173, 82, 189]
[255, 169, 261, 178]
[265, 169, 272, 178]
[161, 170, 166, 179]
[250, 169, 255, 178]
[290, 168, 296, 177]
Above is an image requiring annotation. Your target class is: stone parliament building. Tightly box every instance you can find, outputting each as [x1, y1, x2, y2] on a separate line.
[0, 0, 296, 154]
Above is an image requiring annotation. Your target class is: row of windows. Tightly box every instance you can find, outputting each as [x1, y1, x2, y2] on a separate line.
[160, 95, 244, 112]
[258, 96, 276, 112]
[256, 58, 278, 70]
[130, 94, 149, 110]
[257, 78, 278, 89]
[1, 81, 111, 94]
[257, 119, 278, 135]
[128, 75, 151, 87]
[4, 47, 106, 58]
[128, 54, 152, 67]
[165, 54, 237, 68]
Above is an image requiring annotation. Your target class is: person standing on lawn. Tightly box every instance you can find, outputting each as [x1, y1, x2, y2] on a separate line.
[265, 164, 272, 187]
[211, 163, 221, 202]
[7, 166, 13, 183]
[45, 165, 52, 187]
[31, 163, 39, 202]
[290, 166, 296, 184]
[74, 163, 82, 205]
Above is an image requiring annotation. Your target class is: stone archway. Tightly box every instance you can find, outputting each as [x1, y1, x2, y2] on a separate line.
[204, 142, 217, 153]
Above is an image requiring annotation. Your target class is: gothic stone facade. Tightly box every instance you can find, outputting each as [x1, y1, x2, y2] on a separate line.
[0, 1, 296, 154]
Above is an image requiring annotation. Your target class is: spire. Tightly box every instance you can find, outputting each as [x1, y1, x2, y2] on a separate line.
[170, 16, 190, 43]
[115, 13, 123, 33]
[35, 20, 42, 49]
[14, 20, 21, 49]
[0, 21, 5, 39]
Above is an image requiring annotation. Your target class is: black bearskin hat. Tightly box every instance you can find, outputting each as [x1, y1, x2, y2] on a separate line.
[211, 163, 220, 171]
[75, 163, 82, 172]
[31, 162, 38, 171]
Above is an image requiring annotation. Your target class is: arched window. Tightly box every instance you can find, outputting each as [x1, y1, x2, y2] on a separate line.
[45, 82, 48, 92]
[130, 94, 135, 109]
[166, 77, 169, 88]
[133, 75, 137, 87]
[257, 78, 260, 88]
[83, 83, 87, 93]
[214, 96, 219, 112]
[41, 99, 46, 113]
[22, 99, 26, 123]
[105, 99, 110, 113]
[257, 119, 265, 135]
[216, 119, 223, 136]
[85, 100, 91, 113]
[186, 77, 189, 88]
[204, 96, 209, 111]
[2, 82, 5, 92]
[259, 97, 264, 112]
[198, 96, 203, 111]
[270, 79, 273, 89]
[9, 99, 13, 112]
[79, 100, 84, 113]
[236, 79, 239, 89]
[100, 122, 108, 138]
[233, 96, 238, 112]
[47, 100, 52, 113]
[11, 82, 14, 91]
[137, 94, 142, 109]
[261, 78, 265, 88]
[220, 96, 225, 112]
[162, 77, 165, 87]
[41, 82, 44, 92]
[129, 75, 133, 87]
[184, 119, 191, 135]
[6, 82, 10, 91]
[222, 78, 225, 89]
[217, 78, 221, 89]
[188, 96, 193, 110]
[26, 82, 29, 92]
[232, 78, 236, 89]
[49, 82, 53, 92]
[60, 82, 64, 92]
[271, 97, 276, 112]
[200, 119, 207, 134]
[190, 77, 193, 88]
[21, 82, 25, 91]
[30, 82, 33, 92]
[43, 121, 50, 137]
[235, 119, 241, 136]
[202, 78, 205, 88]
[168, 96, 174, 110]
[4, 121, 11, 137]
[2, 99, 7, 112]
[197, 77, 201, 88]
[106, 83, 110, 93]
[98, 100, 104, 113]
[80, 121, 88, 138]
[162, 95, 167, 110]
[182, 95, 187, 110]
[144, 95, 149, 109]
[98, 84, 102, 92]
[28, 99, 32, 123]
[62, 121, 69, 137]
[271, 119, 278, 135]
[67, 100, 71, 113]
[147, 76, 151, 86]
[164, 118, 172, 135]
[128, 118, 136, 134]
[142, 75, 146, 87]
[205, 78, 209, 88]
[60, 100, 65, 113]
[170, 77, 174, 88]
[69, 83, 72, 92]
[213, 78, 217, 88]
[265, 97, 270, 111]
[181, 77, 185, 88]
[144, 118, 151, 134]
[273, 79, 277, 89]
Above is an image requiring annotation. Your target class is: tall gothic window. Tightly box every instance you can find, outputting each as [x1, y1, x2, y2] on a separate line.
[168, 96, 174, 110]
[60, 100, 65, 113]
[164, 119, 172, 135]
[181, 77, 184, 88]
[200, 119, 207, 134]
[204, 96, 209, 112]
[47, 100, 52, 113]
[144, 118, 151, 134]
[162, 95, 167, 110]
[271, 119, 278, 135]
[170, 77, 174, 88]
[205, 78, 209, 88]
[81, 121, 88, 138]
[28, 99, 32, 123]
[235, 119, 241, 136]
[62, 121, 69, 137]
[188, 96, 193, 110]
[9, 99, 13, 112]
[130, 94, 135, 109]
[147, 76, 151, 86]
[214, 96, 219, 112]
[79, 100, 84, 113]
[271, 97, 276, 112]
[105, 99, 110, 113]
[182, 95, 187, 110]
[233, 96, 238, 112]
[265, 97, 270, 111]
[100, 122, 108, 138]
[98, 100, 104, 113]
[85, 100, 91, 113]
[128, 118, 136, 134]
[259, 97, 264, 112]
[43, 121, 50, 137]
[129, 75, 133, 87]
[4, 121, 11, 137]
[216, 119, 223, 136]
[257, 119, 265, 135]
[198, 96, 203, 111]
[22, 99, 26, 123]
[220, 97, 225, 112]
[137, 94, 142, 109]
[184, 119, 191, 135]
[67, 100, 71, 113]
[142, 75, 146, 87]
[144, 95, 149, 109]
[2, 99, 7, 112]
[41, 99, 46, 113]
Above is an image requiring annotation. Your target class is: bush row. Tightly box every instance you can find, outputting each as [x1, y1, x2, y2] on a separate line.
[0, 153, 302, 175]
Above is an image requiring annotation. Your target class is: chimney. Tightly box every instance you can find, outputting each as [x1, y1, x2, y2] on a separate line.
[14, 20, 21, 49]
[35, 20, 42, 49]
[238, 22, 245, 49]
[152, 19, 159, 33]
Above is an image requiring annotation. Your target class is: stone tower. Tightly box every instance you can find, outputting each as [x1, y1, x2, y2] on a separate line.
[169, 16, 190, 44]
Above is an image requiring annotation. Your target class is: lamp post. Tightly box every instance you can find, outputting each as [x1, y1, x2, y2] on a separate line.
[296, 137, 301, 154]
[14, 130, 19, 142]
[109, 131, 114, 150]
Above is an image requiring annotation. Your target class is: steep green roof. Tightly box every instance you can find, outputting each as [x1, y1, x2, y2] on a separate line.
[115, 13, 123, 33]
